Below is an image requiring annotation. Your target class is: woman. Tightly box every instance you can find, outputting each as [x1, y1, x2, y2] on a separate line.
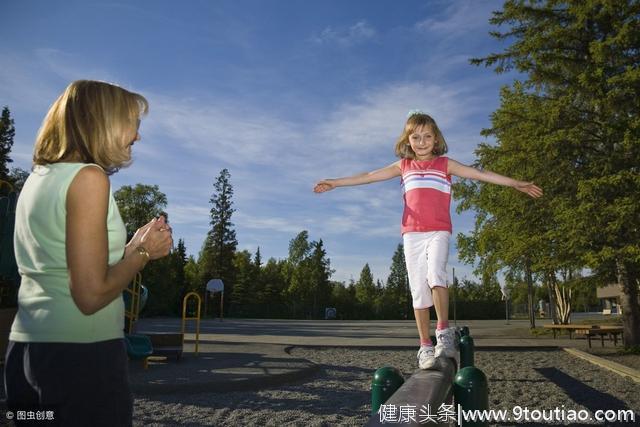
[5, 80, 173, 426]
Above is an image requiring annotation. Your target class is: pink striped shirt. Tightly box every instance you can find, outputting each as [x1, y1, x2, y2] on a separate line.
[400, 156, 452, 234]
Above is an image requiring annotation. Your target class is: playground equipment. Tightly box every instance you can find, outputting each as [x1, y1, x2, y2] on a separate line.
[371, 367, 405, 415]
[123, 273, 147, 334]
[368, 359, 456, 427]
[453, 367, 489, 427]
[124, 334, 153, 369]
[182, 291, 202, 356]
[368, 326, 488, 427]
[123, 273, 153, 368]
[459, 335, 475, 369]
[204, 279, 224, 320]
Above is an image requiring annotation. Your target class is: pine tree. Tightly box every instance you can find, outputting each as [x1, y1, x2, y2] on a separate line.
[0, 107, 15, 182]
[385, 244, 410, 319]
[231, 250, 253, 317]
[200, 169, 237, 315]
[355, 264, 376, 319]
[308, 239, 332, 318]
[173, 239, 188, 311]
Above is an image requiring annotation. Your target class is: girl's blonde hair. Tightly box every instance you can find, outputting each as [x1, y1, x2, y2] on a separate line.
[394, 112, 448, 159]
[33, 80, 148, 174]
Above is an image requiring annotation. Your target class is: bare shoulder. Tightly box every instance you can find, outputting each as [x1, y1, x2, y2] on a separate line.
[68, 165, 110, 201]
[445, 157, 463, 175]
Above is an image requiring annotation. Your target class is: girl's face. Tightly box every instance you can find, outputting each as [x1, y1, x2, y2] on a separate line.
[407, 124, 437, 160]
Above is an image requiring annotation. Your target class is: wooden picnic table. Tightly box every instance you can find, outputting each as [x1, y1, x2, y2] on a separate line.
[543, 324, 624, 348]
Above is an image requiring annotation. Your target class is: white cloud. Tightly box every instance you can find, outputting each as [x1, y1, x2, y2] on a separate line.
[414, 1, 500, 37]
[312, 21, 376, 47]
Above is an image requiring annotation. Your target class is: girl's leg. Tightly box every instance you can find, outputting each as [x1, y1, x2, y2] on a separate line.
[404, 233, 437, 369]
[404, 232, 433, 342]
[432, 287, 449, 322]
[414, 307, 430, 342]
[427, 232, 458, 361]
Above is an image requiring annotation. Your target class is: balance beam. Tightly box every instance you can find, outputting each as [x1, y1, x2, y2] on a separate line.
[367, 359, 456, 427]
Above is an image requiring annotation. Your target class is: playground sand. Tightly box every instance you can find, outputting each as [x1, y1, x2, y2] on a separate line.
[132, 348, 639, 426]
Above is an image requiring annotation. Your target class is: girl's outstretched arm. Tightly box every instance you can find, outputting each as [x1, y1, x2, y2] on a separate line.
[314, 161, 401, 193]
[448, 158, 543, 198]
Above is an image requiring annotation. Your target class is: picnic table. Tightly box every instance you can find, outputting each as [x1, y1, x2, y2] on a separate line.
[543, 324, 624, 348]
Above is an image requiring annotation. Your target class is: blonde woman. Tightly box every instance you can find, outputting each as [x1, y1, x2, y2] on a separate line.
[5, 80, 172, 426]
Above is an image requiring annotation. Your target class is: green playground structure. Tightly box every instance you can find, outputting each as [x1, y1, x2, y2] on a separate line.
[123, 273, 153, 368]
[368, 326, 489, 427]
[124, 333, 153, 369]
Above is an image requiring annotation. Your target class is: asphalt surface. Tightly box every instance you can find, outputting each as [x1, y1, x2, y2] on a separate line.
[129, 317, 633, 395]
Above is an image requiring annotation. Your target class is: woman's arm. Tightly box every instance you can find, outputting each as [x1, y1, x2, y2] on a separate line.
[314, 161, 402, 193]
[66, 166, 172, 315]
[448, 158, 543, 198]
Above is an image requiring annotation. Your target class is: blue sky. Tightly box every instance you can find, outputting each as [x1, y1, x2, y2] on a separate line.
[1, 0, 515, 285]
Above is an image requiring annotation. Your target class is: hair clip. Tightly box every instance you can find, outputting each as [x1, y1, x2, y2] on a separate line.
[407, 109, 425, 118]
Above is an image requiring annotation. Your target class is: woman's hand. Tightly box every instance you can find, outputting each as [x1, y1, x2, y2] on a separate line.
[314, 180, 336, 193]
[514, 181, 543, 198]
[136, 216, 173, 260]
[125, 217, 156, 258]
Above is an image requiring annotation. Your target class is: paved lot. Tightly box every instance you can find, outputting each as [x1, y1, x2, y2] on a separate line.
[129, 317, 609, 394]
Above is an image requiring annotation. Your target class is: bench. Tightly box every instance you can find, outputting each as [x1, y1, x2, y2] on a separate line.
[584, 326, 623, 349]
[543, 324, 624, 348]
[543, 324, 592, 339]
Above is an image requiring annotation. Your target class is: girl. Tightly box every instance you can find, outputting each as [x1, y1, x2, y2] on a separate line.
[6, 80, 173, 425]
[314, 111, 542, 369]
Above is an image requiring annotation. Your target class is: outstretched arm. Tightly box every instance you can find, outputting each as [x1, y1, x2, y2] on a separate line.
[448, 159, 543, 198]
[314, 161, 401, 193]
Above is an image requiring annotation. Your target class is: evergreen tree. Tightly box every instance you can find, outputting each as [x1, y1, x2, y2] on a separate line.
[258, 258, 287, 318]
[7, 167, 29, 192]
[284, 231, 311, 318]
[200, 169, 238, 315]
[355, 264, 376, 319]
[308, 239, 332, 318]
[331, 280, 357, 320]
[385, 244, 410, 319]
[231, 250, 253, 317]
[173, 239, 188, 311]
[184, 256, 200, 293]
[0, 107, 15, 182]
[284, 231, 333, 318]
[254, 247, 263, 269]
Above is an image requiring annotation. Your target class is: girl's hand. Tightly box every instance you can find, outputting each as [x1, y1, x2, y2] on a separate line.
[514, 181, 543, 198]
[314, 180, 336, 193]
[135, 216, 173, 260]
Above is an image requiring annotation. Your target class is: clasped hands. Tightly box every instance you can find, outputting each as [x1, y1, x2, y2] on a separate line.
[125, 215, 173, 261]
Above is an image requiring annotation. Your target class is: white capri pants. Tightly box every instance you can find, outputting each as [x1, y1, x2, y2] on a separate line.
[403, 231, 450, 309]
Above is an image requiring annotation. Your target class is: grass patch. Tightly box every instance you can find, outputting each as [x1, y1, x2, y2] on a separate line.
[621, 345, 640, 355]
[529, 327, 554, 337]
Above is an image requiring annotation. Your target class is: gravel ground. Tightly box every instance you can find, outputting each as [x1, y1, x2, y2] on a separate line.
[132, 347, 639, 427]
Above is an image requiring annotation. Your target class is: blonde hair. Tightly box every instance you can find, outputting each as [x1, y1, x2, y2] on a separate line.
[33, 80, 148, 174]
[394, 113, 448, 159]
